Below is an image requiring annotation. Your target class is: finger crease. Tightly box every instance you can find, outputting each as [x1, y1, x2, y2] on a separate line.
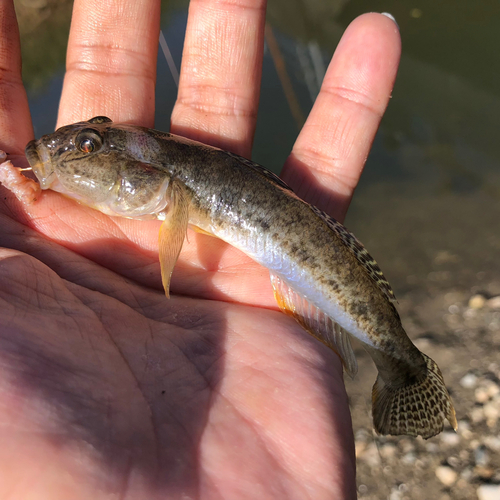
[0, 68, 24, 87]
[176, 99, 256, 120]
[65, 65, 155, 83]
[67, 44, 155, 80]
[322, 85, 384, 118]
[192, 0, 266, 14]
[291, 149, 359, 192]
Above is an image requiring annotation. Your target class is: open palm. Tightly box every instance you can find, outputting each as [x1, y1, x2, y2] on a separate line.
[0, 1, 400, 498]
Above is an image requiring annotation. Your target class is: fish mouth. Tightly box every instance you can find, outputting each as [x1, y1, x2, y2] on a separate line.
[25, 140, 41, 168]
[25, 140, 55, 189]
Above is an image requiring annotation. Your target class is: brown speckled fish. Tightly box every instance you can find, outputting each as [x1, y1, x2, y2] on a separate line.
[22, 116, 457, 438]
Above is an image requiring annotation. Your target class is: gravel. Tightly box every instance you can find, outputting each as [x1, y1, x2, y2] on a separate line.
[436, 466, 458, 486]
[346, 288, 500, 500]
[477, 484, 500, 500]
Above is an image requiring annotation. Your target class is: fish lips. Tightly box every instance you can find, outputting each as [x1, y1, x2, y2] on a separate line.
[25, 139, 56, 189]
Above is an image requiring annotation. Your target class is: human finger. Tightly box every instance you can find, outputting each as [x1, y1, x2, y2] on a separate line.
[171, 0, 267, 157]
[57, 0, 161, 128]
[281, 13, 401, 222]
[0, 0, 33, 156]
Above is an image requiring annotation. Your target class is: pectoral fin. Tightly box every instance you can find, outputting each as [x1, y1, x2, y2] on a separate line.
[159, 180, 189, 297]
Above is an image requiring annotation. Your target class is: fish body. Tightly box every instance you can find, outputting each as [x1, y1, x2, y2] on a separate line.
[24, 116, 457, 438]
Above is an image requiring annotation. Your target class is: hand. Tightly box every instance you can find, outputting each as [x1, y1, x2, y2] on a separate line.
[0, 1, 400, 498]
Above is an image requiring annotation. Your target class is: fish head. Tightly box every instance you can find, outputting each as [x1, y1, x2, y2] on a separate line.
[25, 116, 171, 218]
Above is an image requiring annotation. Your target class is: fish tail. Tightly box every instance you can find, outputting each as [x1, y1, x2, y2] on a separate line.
[372, 353, 457, 439]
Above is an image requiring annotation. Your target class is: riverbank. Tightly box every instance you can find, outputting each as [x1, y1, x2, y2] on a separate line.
[347, 282, 500, 500]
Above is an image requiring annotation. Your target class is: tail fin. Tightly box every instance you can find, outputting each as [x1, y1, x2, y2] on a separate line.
[372, 353, 457, 439]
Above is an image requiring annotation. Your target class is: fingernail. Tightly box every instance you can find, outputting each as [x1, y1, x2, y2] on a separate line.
[381, 12, 399, 30]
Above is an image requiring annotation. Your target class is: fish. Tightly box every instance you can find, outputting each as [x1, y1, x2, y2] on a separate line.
[22, 116, 457, 438]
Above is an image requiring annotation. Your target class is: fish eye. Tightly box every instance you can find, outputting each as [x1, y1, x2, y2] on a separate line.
[75, 129, 103, 154]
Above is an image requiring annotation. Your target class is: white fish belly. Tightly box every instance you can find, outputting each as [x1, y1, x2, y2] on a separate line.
[212, 222, 376, 348]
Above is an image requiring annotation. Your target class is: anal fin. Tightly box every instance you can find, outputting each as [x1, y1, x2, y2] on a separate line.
[270, 273, 358, 377]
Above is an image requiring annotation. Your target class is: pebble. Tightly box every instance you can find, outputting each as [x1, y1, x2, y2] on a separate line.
[486, 296, 500, 309]
[355, 429, 370, 442]
[359, 442, 381, 468]
[471, 406, 485, 423]
[380, 443, 397, 459]
[461, 467, 473, 481]
[440, 431, 461, 446]
[388, 486, 409, 500]
[483, 402, 499, 427]
[358, 484, 368, 495]
[469, 294, 487, 309]
[435, 465, 458, 486]
[426, 442, 440, 453]
[401, 451, 416, 465]
[474, 445, 490, 467]
[460, 372, 478, 389]
[488, 363, 500, 376]
[483, 435, 500, 452]
[399, 439, 415, 454]
[475, 381, 499, 403]
[475, 466, 495, 480]
[476, 388, 489, 403]
[355, 440, 367, 458]
[487, 382, 500, 399]
[458, 420, 471, 431]
[414, 337, 431, 350]
[477, 484, 500, 500]
[460, 426, 473, 439]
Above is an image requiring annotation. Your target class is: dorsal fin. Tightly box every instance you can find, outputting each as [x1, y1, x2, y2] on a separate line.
[223, 151, 294, 192]
[309, 205, 397, 304]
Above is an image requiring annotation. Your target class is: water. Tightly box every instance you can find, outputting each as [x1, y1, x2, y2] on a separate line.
[18, 0, 500, 295]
